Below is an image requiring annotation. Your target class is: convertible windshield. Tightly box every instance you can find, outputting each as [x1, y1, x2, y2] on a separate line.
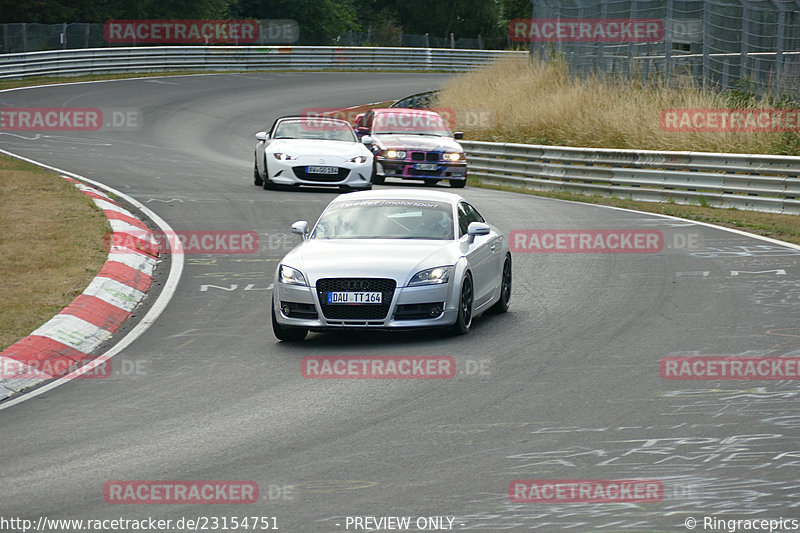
[311, 199, 454, 240]
[273, 119, 357, 142]
[372, 112, 452, 137]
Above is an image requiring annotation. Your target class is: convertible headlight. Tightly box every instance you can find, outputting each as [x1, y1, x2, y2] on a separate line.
[408, 266, 453, 286]
[349, 155, 368, 164]
[443, 152, 464, 161]
[273, 152, 294, 161]
[279, 265, 307, 286]
[384, 150, 406, 159]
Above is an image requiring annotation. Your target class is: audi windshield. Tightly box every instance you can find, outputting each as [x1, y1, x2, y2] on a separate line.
[311, 199, 454, 240]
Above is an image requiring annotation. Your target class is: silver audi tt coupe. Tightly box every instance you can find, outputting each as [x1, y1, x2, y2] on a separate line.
[271, 190, 511, 341]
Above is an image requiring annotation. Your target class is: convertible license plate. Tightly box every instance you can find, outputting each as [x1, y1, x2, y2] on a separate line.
[415, 163, 438, 171]
[327, 292, 382, 304]
[306, 166, 338, 174]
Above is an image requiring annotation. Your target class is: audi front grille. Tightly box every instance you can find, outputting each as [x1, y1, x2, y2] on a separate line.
[316, 278, 396, 320]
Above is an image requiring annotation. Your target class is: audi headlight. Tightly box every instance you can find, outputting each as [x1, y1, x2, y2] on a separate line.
[349, 155, 368, 164]
[384, 150, 406, 159]
[279, 265, 307, 286]
[408, 266, 453, 286]
[273, 152, 294, 161]
[443, 152, 464, 161]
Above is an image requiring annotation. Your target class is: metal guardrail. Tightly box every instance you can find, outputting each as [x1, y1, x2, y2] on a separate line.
[0, 46, 527, 79]
[459, 140, 800, 214]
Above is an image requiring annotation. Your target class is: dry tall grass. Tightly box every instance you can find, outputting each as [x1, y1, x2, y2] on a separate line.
[439, 57, 797, 154]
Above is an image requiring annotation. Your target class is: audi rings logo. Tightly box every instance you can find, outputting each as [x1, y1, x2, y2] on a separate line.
[339, 280, 372, 290]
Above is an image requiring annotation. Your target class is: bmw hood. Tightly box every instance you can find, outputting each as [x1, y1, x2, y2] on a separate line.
[283, 239, 459, 286]
[371, 135, 462, 153]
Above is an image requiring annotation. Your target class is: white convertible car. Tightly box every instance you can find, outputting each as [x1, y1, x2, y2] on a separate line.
[271, 190, 512, 341]
[254, 116, 374, 190]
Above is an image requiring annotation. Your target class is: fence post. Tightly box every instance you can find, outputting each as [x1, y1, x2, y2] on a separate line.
[62, 22, 67, 48]
[597, 0, 607, 75]
[664, 0, 673, 87]
[22, 23, 27, 52]
[740, 3, 750, 83]
[774, 6, 785, 100]
[425, 32, 429, 48]
[702, 0, 710, 90]
[626, 0, 637, 79]
[450, 32, 454, 48]
[84, 23, 90, 48]
[722, 57, 730, 90]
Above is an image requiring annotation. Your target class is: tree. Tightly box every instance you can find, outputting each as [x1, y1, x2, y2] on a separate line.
[234, 0, 360, 44]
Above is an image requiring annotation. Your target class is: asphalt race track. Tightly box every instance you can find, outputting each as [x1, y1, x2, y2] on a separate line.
[1, 72, 799, 532]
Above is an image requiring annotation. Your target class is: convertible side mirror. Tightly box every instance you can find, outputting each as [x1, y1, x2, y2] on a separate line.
[255, 131, 268, 142]
[291, 220, 309, 238]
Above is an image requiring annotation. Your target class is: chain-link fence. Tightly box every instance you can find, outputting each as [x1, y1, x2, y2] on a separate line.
[0, 21, 300, 54]
[529, 0, 800, 99]
[336, 30, 488, 49]
[0, 22, 494, 54]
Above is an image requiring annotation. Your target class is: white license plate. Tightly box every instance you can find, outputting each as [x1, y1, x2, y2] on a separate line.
[307, 166, 338, 174]
[415, 163, 438, 171]
[327, 291, 382, 304]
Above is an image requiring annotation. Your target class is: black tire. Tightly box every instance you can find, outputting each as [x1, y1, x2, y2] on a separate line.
[450, 179, 466, 188]
[253, 154, 263, 186]
[372, 174, 385, 185]
[450, 272, 474, 335]
[490, 254, 512, 313]
[272, 301, 308, 342]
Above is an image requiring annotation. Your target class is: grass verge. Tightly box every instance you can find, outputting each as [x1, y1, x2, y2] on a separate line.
[439, 57, 800, 155]
[0, 155, 109, 351]
[471, 176, 800, 246]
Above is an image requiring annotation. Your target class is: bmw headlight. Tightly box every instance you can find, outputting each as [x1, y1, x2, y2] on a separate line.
[384, 150, 406, 159]
[349, 155, 368, 164]
[443, 152, 464, 161]
[273, 152, 294, 161]
[279, 265, 307, 286]
[408, 266, 453, 286]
